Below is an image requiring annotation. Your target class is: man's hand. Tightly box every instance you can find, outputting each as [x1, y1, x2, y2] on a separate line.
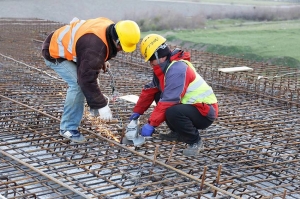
[129, 112, 140, 121]
[102, 61, 110, 73]
[141, 124, 155, 136]
[98, 105, 113, 120]
[90, 105, 113, 121]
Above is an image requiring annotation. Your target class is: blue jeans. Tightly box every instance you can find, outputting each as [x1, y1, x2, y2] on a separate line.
[44, 59, 85, 131]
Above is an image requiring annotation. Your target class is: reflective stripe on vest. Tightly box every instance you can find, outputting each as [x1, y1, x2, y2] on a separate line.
[67, 20, 86, 60]
[50, 17, 113, 62]
[165, 60, 217, 104]
[57, 25, 70, 58]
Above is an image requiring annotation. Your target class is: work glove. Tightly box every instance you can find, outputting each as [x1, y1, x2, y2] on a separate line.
[129, 112, 140, 121]
[102, 61, 110, 73]
[90, 105, 113, 121]
[141, 124, 155, 137]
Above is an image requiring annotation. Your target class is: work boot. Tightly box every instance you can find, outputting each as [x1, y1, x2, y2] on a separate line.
[183, 139, 204, 156]
[159, 131, 179, 141]
[60, 130, 86, 143]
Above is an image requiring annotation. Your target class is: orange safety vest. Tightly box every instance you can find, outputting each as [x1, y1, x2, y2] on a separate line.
[49, 17, 114, 62]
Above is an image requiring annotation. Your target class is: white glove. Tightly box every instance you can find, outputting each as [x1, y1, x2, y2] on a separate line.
[98, 105, 113, 121]
[103, 61, 110, 73]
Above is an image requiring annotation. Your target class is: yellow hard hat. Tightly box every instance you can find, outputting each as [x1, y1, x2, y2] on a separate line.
[140, 34, 166, 62]
[115, 20, 140, 53]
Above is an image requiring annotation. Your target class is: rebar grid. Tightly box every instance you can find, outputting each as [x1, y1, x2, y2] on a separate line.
[0, 18, 300, 199]
[0, 94, 232, 199]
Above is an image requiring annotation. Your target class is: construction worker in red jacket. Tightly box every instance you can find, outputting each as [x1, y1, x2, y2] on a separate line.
[129, 34, 218, 156]
[42, 17, 140, 143]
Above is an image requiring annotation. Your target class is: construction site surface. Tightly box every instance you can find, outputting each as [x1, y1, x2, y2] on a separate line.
[0, 18, 299, 199]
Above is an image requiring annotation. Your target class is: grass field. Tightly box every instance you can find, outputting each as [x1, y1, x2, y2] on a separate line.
[142, 19, 300, 68]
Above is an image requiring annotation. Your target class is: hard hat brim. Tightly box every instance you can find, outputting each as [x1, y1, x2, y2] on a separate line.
[122, 44, 136, 53]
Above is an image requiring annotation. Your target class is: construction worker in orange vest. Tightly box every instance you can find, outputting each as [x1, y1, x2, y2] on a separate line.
[42, 17, 140, 143]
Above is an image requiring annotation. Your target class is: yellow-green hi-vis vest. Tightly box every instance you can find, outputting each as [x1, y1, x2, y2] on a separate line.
[166, 60, 217, 104]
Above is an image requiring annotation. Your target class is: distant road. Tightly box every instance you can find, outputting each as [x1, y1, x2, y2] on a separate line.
[1, 0, 299, 23]
[144, 0, 299, 6]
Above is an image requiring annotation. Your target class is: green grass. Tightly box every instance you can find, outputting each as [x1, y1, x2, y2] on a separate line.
[142, 19, 300, 68]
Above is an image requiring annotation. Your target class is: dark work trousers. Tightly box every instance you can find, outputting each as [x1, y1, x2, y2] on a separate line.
[165, 104, 213, 144]
[154, 92, 213, 144]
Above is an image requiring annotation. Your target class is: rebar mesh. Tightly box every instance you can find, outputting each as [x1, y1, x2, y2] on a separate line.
[0, 18, 299, 199]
